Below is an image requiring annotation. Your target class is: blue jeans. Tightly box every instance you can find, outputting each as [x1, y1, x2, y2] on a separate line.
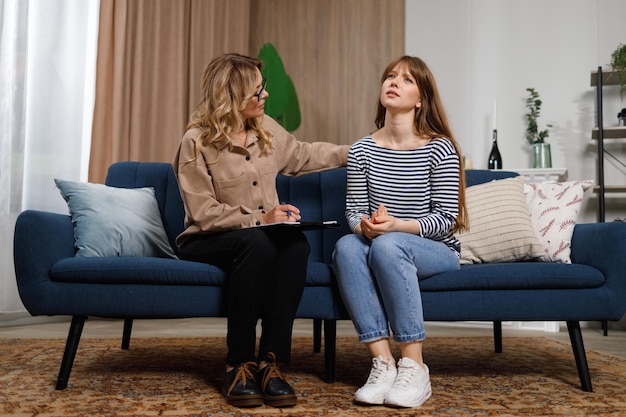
[332, 232, 459, 344]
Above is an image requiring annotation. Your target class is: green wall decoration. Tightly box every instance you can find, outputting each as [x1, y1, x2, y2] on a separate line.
[258, 43, 301, 132]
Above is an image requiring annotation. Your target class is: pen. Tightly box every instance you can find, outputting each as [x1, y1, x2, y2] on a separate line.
[281, 202, 292, 217]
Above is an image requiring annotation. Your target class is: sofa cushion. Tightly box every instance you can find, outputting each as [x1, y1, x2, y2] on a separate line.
[277, 168, 350, 264]
[104, 162, 186, 254]
[50, 257, 604, 294]
[306, 261, 334, 286]
[50, 257, 334, 287]
[464, 169, 518, 187]
[420, 262, 605, 291]
[55, 179, 177, 259]
[455, 176, 546, 264]
[524, 180, 593, 264]
[50, 257, 225, 285]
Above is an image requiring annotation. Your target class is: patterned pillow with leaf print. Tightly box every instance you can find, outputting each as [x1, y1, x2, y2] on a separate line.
[523, 179, 594, 263]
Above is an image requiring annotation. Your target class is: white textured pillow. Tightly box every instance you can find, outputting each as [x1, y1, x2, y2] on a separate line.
[523, 180, 593, 264]
[455, 176, 546, 264]
[55, 179, 178, 258]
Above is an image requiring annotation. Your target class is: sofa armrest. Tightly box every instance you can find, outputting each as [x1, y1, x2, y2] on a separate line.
[570, 222, 626, 315]
[13, 210, 76, 313]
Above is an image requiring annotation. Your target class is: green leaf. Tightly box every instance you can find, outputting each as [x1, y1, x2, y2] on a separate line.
[258, 43, 290, 121]
[610, 43, 626, 100]
[525, 87, 550, 144]
[282, 75, 301, 132]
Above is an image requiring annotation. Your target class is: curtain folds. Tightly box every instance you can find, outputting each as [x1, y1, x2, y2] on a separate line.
[0, 0, 28, 318]
[89, 0, 250, 183]
[1, 0, 100, 320]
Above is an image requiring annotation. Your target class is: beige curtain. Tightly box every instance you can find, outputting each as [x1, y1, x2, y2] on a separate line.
[89, 0, 250, 182]
[249, 0, 405, 146]
[89, 0, 404, 182]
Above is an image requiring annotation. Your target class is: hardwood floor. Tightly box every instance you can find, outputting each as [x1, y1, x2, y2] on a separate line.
[0, 317, 624, 359]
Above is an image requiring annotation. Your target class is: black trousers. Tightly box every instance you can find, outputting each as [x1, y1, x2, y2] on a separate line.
[179, 226, 309, 365]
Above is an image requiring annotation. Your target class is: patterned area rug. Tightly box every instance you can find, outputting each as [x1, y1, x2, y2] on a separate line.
[1, 336, 626, 416]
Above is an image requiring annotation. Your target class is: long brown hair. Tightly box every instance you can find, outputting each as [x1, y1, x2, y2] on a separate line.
[376, 56, 468, 232]
[187, 53, 273, 163]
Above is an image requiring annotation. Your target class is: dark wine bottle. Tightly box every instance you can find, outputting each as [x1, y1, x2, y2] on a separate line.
[487, 129, 502, 169]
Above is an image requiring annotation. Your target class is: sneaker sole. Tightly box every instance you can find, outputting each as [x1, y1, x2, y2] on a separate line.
[354, 386, 394, 405]
[384, 384, 432, 408]
[355, 398, 385, 406]
[355, 385, 394, 405]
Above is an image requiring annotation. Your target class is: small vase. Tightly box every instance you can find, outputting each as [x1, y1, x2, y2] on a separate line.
[532, 143, 552, 168]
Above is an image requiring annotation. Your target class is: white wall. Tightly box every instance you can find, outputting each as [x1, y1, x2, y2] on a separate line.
[406, 0, 626, 223]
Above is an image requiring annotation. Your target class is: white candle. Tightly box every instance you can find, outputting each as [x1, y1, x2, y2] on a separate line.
[493, 98, 497, 131]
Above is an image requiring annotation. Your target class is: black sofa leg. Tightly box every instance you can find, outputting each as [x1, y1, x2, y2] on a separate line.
[493, 320, 502, 353]
[323, 319, 337, 383]
[313, 319, 322, 353]
[122, 318, 133, 350]
[567, 320, 593, 392]
[56, 315, 86, 390]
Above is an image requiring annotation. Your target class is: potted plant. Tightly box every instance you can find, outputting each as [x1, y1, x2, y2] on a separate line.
[525, 87, 553, 168]
[610, 43, 626, 100]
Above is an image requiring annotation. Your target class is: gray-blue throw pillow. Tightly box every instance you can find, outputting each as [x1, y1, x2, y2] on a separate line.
[54, 178, 178, 258]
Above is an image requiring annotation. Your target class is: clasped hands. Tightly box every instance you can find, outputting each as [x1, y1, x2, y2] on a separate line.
[360, 204, 396, 239]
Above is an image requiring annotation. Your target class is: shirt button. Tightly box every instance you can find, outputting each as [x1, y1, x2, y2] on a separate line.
[258, 205, 264, 210]
[245, 156, 251, 161]
[252, 181, 257, 186]
[255, 221, 261, 226]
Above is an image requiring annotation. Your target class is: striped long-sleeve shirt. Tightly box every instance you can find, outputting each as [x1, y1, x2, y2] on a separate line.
[346, 136, 461, 254]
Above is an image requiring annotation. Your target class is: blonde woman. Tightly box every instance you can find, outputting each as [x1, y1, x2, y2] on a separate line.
[174, 53, 348, 408]
[333, 55, 468, 408]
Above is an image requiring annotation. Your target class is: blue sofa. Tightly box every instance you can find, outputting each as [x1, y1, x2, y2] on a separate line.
[14, 161, 626, 392]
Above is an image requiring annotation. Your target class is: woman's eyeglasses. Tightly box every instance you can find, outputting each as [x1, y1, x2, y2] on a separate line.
[253, 77, 267, 101]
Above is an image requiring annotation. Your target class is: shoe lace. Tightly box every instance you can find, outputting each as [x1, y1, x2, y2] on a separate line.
[365, 357, 393, 384]
[258, 352, 286, 391]
[394, 362, 421, 388]
[226, 361, 257, 396]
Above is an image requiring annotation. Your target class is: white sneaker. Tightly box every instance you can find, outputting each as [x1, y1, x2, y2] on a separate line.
[384, 357, 432, 408]
[354, 355, 397, 405]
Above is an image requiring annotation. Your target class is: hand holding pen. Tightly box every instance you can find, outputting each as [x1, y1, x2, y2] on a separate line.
[280, 202, 300, 221]
[260, 202, 301, 224]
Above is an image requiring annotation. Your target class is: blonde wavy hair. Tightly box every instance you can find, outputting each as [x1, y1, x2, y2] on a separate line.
[375, 55, 468, 233]
[187, 53, 273, 163]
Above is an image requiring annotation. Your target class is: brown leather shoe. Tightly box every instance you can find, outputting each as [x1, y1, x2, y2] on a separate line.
[255, 352, 297, 407]
[222, 362, 263, 407]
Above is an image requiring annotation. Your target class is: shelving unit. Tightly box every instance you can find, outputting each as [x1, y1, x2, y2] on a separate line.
[590, 67, 626, 223]
[592, 126, 626, 139]
[591, 68, 626, 337]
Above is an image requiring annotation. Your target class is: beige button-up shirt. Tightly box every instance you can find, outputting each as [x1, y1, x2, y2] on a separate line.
[173, 115, 349, 247]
